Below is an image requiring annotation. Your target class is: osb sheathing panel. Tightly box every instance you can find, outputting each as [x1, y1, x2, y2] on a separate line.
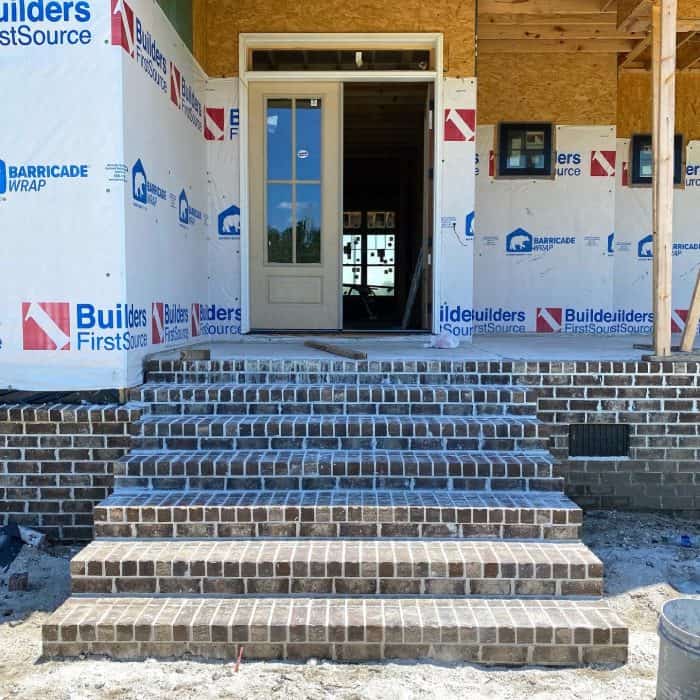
[618, 72, 700, 140]
[679, 0, 700, 17]
[200, 0, 475, 77]
[477, 53, 617, 125]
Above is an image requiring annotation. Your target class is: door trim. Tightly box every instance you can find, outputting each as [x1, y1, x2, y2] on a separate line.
[239, 33, 444, 333]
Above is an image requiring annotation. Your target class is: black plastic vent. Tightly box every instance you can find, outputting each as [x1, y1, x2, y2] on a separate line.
[569, 424, 630, 458]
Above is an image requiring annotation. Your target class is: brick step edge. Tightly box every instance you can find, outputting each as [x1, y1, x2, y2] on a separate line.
[113, 449, 560, 492]
[43, 597, 628, 666]
[93, 490, 582, 540]
[71, 539, 603, 597]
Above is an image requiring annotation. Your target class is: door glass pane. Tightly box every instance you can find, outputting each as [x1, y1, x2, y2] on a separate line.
[296, 183, 321, 263]
[267, 99, 292, 180]
[296, 98, 322, 181]
[267, 183, 293, 263]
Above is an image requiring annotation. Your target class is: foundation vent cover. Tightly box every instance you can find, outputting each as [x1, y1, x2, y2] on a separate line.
[569, 424, 630, 458]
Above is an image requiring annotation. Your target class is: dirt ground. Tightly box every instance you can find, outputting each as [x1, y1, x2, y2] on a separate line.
[1, 511, 699, 700]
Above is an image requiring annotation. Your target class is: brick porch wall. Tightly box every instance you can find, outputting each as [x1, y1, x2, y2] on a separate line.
[0, 359, 698, 543]
[523, 360, 700, 515]
[0, 404, 143, 542]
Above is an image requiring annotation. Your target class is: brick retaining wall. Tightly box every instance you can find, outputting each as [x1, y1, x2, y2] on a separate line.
[0, 404, 143, 542]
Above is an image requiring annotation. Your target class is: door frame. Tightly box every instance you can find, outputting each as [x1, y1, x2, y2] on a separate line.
[239, 32, 444, 333]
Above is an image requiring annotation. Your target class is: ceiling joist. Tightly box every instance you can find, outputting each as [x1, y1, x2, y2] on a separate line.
[475, 1, 700, 70]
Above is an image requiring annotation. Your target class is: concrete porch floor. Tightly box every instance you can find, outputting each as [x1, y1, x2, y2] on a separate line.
[149, 333, 659, 361]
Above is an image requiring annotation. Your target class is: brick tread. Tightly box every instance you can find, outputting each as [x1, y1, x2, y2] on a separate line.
[93, 489, 581, 540]
[43, 596, 628, 665]
[71, 539, 602, 597]
[114, 448, 561, 492]
[133, 414, 546, 453]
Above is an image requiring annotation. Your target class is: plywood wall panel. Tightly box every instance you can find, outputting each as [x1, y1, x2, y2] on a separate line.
[200, 0, 475, 77]
[477, 53, 617, 125]
[618, 71, 700, 140]
[679, 0, 700, 17]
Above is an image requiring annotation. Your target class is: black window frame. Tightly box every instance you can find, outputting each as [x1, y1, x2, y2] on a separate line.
[630, 133, 684, 186]
[498, 122, 554, 178]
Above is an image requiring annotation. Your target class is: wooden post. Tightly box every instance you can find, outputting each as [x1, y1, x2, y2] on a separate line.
[680, 272, 700, 351]
[652, 0, 677, 357]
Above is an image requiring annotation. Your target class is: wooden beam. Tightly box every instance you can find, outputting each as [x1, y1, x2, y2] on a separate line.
[479, 0, 610, 14]
[619, 0, 653, 32]
[602, 0, 617, 10]
[680, 272, 700, 351]
[480, 24, 644, 39]
[479, 38, 637, 53]
[677, 18, 700, 31]
[652, 0, 678, 358]
[677, 33, 700, 68]
[620, 33, 653, 67]
[479, 13, 617, 25]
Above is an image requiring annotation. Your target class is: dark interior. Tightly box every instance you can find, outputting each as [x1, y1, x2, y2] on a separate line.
[342, 83, 428, 330]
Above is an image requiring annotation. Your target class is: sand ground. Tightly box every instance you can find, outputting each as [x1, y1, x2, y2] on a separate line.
[1, 511, 699, 700]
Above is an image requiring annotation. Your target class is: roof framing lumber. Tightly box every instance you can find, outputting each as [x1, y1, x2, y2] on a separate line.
[619, 0, 653, 32]
[479, 38, 637, 53]
[479, 0, 610, 14]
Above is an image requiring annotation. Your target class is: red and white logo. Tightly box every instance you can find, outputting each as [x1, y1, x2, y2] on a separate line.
[152, 302, 165, 345]
[169, 63, 181, 108]
[591, 150, 616, 177]
[444, 109, 475, 142]
[488, 150, 495, 177]
[671, 309, 687, 333]
[110, 0, 134, 57]
[536, 307, 563, 333]
[22, 302, 70, 351]
[204, 107, 225, 141]
[191, 303, 200, 337]
[621, 161, 630, 187]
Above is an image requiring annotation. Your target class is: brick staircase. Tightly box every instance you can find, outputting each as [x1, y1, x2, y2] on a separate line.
[43, 358, 628, 665]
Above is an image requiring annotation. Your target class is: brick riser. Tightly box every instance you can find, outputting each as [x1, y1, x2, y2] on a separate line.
[93, 490, 581, 540]
[131, 384, 537, 418]
[133, 415, 548, 453]
[43, 597, 628, 665]
[113, 449, 563, 493]
[71, 540, 603, 597]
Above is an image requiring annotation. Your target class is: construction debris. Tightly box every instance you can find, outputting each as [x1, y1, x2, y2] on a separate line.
[303, 341, 368, 360]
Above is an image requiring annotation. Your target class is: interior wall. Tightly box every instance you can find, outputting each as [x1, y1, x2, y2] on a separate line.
[195, 0, 476, 78]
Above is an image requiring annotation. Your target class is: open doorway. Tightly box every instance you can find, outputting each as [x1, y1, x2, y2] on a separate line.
[342, 83, 431, 331]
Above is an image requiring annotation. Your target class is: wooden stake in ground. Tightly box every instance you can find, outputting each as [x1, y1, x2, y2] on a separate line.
[652, 0, 678, 357]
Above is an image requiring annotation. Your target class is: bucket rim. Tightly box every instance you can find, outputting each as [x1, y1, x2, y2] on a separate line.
[659, 598, 700, 652]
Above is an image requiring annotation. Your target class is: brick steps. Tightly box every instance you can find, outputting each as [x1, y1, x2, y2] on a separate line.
[130, 383, 536, 417]
[113, 449, 562, 492]
[41, 355, 629, 666]
[71, 539, 603, 597]
[93, 489, 582, 540]
[43, 596, 628, 665]
[133, 414, 548, 452]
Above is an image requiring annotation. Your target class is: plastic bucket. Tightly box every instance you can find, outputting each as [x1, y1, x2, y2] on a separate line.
[657, 598, 700, 700]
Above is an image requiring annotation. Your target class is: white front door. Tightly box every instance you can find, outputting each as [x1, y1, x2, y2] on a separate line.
[249, 82, 342, 330]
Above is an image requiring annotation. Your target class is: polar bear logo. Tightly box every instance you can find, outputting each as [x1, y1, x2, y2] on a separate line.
[132, 159, 148, 204]
[506, 228, 533, 254]
[638, 234, 653, 259]
[218, 204, 241, 237]
[178, 189, 189, 225]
